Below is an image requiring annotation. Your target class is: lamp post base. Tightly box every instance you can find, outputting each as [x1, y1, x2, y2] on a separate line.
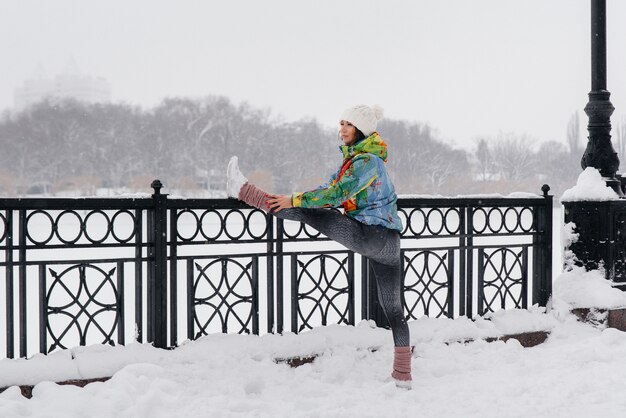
[564, 200, 626, 288]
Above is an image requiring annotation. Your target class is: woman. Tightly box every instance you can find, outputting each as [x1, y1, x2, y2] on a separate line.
[227, 104, 412, 387]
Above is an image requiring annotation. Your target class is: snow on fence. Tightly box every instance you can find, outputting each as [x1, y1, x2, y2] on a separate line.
[0, 181, 553, 359]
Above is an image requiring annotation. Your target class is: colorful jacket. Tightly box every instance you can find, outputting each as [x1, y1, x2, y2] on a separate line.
[291, 132, 403, 232]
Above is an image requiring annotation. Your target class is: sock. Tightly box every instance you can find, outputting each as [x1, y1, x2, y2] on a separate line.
[391, 346, 412, 381]
[239, 182, 269, 211]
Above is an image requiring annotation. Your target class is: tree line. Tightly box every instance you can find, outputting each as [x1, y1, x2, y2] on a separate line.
[0, 97, 621, 199]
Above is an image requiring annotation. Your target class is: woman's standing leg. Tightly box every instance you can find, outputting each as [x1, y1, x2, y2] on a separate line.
[369, 261, 409, 347]
[276, 208, 413, 384]
[369, 260, 412, 383]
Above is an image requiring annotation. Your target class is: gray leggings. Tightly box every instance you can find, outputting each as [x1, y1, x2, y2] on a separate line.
[274, 207, 410, 347]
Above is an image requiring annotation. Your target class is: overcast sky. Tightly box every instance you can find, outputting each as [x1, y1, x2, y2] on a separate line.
[2, 0, 626, 149]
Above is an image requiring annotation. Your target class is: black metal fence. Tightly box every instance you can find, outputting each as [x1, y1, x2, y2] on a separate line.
[0, 181, 553, 359]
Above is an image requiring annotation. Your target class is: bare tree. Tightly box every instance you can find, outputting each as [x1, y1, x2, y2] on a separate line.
[0, 97, 476, 196]
[473, 137, 494, 181]
[421, 147, 459, 193]
[491, 132, 536, 181]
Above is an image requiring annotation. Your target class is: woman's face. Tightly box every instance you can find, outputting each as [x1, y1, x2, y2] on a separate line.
[339, 120, 358, 146]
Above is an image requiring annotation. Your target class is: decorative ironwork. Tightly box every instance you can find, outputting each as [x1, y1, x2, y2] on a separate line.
[44, 263, 121, 352]
[478, 248, 527, 314]
[282, 221, 323, 240]
[176, 208, 269, 242]
[403, 250, 453, 319]
[191, 257, 258, 336]
[0, 183, 552, 359]
[25, 209, 138, 246]
[0, 211, 7, 242]
[472, 206, 535, 234]
[401, 207, 462, 236]
[291, 253, 353, 332]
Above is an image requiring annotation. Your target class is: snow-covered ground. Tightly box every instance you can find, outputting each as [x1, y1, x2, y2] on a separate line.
[1, 265, 626, 417]
[0, 282, 626, 417]
[2, 168, 626, 417]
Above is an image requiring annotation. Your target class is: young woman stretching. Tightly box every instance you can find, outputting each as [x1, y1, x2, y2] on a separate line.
[227, 104, 412, 387]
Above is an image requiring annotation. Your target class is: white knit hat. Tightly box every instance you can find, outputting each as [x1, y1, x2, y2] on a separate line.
[340, 104, 384, 137]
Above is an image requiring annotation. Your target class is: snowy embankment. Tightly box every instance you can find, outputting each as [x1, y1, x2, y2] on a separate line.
[3, 267, 626, 418]
[2, 288, 626, 417]
[0, 307, 558, 390]
[3, 168, 626, 416]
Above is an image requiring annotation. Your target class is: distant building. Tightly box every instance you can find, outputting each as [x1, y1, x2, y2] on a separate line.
[14, 59, 111, 110]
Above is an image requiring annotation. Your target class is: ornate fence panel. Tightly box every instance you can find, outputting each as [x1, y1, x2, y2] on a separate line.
[165, 196, 271, 347]
[0, 182, 552, 359]
[0, 197, 154, 359]
[395, 191, 552, 324]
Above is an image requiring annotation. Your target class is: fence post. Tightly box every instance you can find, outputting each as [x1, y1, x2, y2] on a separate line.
[149, 180, 168, 349]
[465, 205, 475, 318]
[533, 185, 553, 306]
[19, 209, 27, 358]
[266, 215, 275, 333]
[5, 210, 14, 358]
[276, 219, 284, 334]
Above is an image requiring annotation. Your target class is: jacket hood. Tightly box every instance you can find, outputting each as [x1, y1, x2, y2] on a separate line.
[340, 132, 388, 162]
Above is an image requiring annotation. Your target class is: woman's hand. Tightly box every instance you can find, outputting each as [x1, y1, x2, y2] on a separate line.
[267, 194, 293, 212]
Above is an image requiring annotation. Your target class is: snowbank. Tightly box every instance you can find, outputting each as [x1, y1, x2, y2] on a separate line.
[553, 266, 626, 310]
[2, 304, 626, 417]
[0, 310, 559, 390]
[2, 261, 626, 416]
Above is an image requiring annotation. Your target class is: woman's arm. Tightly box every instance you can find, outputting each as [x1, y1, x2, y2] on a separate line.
[276, 155, 378, 211]
[267, 166, 341, 212]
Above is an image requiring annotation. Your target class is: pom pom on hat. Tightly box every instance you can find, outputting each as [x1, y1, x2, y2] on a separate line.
[340, 104, 384, 137]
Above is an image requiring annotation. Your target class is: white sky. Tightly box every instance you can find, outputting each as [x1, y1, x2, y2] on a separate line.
[2, 0, 626, 149]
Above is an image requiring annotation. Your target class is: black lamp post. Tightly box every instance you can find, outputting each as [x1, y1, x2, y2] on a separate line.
[581, 0, 623, 196]
[563, 0, 626, 288]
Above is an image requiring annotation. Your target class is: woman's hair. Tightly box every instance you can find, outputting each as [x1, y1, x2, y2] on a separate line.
[354, 128, 366, 142]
